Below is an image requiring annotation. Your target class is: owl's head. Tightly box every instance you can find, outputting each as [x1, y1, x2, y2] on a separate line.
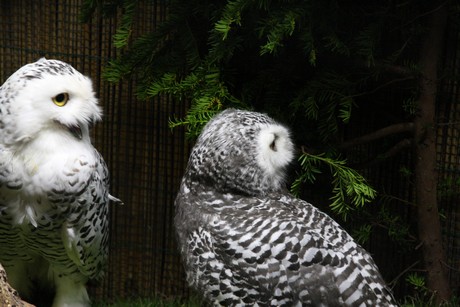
[0, 58, 101, 146]
[186, 109, 294, 195]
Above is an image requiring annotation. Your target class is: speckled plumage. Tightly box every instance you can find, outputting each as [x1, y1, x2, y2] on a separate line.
[0, 58, 119, 307]
[175, 109, 396, 306]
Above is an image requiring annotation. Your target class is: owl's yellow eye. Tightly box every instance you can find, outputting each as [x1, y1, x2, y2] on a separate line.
[52, 93, 69, 107]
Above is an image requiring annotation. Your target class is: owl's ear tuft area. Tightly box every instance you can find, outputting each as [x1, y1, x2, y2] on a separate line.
[269, 134, 278, 151]
[256, 124, 294, 176]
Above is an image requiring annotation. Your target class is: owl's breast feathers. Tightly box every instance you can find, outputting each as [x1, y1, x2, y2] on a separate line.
[0, 146, 110, 278]
[175, 185, 396, 306]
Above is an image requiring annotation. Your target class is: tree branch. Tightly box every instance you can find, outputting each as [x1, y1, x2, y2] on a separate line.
[340, 122, 414, 149]
[389, 261, 421, 288]
[352, 138, 413, 169]
[374, 62, 416, 76]
[325, 55, 418, 77]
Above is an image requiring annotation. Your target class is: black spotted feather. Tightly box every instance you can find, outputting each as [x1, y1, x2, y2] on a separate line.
[175, 109, 396, 306]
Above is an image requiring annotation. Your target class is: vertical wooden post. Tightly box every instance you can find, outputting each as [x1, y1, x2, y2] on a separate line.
[414, 1, 451, 302]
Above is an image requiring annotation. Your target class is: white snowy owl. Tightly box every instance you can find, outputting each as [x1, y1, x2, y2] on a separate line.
[175, 109, 396, 306]
[0, 58, 120, 307]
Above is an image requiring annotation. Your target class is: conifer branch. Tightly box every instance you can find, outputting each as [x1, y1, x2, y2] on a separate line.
[340, 122, 414, 149]
[352, 139, 413, 169]
[291, 148, 377, 220]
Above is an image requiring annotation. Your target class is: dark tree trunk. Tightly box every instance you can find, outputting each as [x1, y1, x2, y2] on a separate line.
[414, 1, 451, 302]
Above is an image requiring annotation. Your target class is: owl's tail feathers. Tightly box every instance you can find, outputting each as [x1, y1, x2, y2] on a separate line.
[109, 195, 124, 206]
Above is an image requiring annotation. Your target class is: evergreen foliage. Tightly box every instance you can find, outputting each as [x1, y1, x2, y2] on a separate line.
[291, 151, 376, 219]
[82, 0, 414, 218]
[81, 0, 460, 300]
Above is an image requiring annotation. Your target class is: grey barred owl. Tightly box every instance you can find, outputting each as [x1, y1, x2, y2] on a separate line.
[175, 109, 396, 306]
[0, 58, 120, 307]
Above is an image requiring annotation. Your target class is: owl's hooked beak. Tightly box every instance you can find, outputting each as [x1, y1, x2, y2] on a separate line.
[67, 124, 83, 140]
[55, 120, 83, 140]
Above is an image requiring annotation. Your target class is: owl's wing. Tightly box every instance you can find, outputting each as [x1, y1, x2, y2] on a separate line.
[0, 147, 21, 189]
[58, 150, 110, 279]
[185, 194, 394, 305]
[0, 148, 30, 269]
[0, 148, 28, 224]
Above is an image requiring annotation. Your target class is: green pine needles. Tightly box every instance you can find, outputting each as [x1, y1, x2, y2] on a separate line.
[81, 0, 460, 301]
[81, 0, 404, 218]
[150, 67, 244, 138]
[291, 151, 376, 220]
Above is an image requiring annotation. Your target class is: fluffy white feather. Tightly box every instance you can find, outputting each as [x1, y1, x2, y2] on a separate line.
[0, 58, 117, 307]
[256, 123, 293, 181]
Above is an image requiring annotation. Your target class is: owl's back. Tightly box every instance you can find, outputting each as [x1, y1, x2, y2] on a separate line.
[175, 185, 395, 306]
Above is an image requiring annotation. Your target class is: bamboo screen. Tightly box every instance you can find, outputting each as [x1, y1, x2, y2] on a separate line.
[0, 0, 191, 302]
[437, 25, 460, 293]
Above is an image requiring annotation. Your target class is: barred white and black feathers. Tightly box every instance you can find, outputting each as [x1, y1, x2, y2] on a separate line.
[175, 109, 396, 306]
[0, 58, 119, 307]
